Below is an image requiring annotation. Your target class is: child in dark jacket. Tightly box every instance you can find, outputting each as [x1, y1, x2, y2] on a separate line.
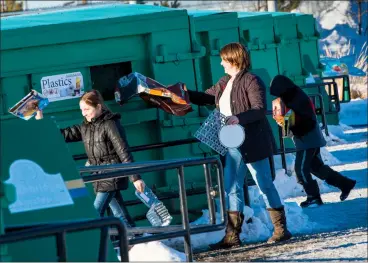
[270, 75, 356, 208]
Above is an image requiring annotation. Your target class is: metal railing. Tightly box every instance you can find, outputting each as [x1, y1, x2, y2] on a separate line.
[321, 75, 351, 103]
[71, 87, 331, 226]
[1, 217, 129, 262]
[79, 156, 227, 262]
[73, 138, 198, 161]
[303, 80, 341, 113]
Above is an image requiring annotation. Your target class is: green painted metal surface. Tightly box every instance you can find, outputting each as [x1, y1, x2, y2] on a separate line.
[295, 13, 324, 76]
[270, 12, 306, 86]
[188, 11, 240, 92]
[0, 118, 117, 261]
[237, 12, 279, 110]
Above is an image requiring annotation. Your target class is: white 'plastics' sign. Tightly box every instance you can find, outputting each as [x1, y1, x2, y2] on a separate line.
[40, 72, 84, 102]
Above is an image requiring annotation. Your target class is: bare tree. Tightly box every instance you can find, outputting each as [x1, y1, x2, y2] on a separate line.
[153, 0, 180, 8]
[1, 0, 23, 12]
[247, 0, 267, 11]
[249, 0, 303, 12]
[356, 0, 367, 35]
[276, 0, 302, 12]
[347, 0, 368, 36]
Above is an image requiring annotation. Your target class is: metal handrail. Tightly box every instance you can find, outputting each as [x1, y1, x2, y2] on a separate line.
[1, 217, 129, 262]
[321, 75, 350, 103]
[80, 156, 226, 262]
[73, 138, 199, 161]
[73, 89, 329, 212]
[309, 93, 329, 135]
[303, 81, 341, 113]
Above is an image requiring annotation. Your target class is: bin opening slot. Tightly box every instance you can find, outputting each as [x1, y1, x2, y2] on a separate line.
[90, 61, 132, 101]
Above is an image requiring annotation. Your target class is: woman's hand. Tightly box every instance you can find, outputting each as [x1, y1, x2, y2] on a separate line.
[133, 179, 145, 193]
[35, 110, 43, 120]
[226, 116, 239, 125]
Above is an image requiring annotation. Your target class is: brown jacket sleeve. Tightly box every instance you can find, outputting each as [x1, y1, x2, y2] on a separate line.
[205, 76, 229, 95]
[236, 76, 267, 124]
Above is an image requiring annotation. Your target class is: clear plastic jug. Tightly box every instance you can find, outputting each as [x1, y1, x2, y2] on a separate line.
[135, 186, 173, 227]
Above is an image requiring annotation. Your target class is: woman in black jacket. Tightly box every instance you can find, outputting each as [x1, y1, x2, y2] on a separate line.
[38, 90, 145, 226]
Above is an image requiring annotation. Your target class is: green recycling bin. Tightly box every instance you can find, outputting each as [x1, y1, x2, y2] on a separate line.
[0, 118, 118, 262]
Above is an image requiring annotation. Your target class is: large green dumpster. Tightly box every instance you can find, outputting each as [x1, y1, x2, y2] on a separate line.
[0, 3, 214, 223]
[0, 118, 117, 262]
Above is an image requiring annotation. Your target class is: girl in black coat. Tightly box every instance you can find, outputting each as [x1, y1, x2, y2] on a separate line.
[38, 90, 145, 226]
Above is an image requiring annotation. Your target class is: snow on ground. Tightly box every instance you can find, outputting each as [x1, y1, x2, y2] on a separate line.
[128, 241, 186, 262]
[339, 99, 368, 127]
[127, 99, 368, 261]
[195, 228, 368, 262]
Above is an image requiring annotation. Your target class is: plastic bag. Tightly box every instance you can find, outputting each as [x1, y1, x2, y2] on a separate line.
[115, 72, 193, 116]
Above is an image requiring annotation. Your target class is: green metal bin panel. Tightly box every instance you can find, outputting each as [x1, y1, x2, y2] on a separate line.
[0, 4, 187, 51]
[0, 76, 30, 118]
[270, 12, 306, 86]
[0, 3, 192, 122]
[238, 12, 276, 47]
[147, 14, 213, 202]
[188, 11, 240, 92]
[0, 118, 117, 262]
[295, 13, 323, 76]
[237, 12, 279, 109]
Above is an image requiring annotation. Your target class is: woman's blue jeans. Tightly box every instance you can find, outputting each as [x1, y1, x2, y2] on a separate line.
[224, 148, 283, 211]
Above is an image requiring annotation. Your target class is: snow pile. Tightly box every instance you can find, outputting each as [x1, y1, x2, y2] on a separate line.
[128, 241, 186, 262]
[293, 1, 366, 54]
[326, 123, 353, 143]
[165, 170, 320, 251]
[292, 1, 356, 30]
